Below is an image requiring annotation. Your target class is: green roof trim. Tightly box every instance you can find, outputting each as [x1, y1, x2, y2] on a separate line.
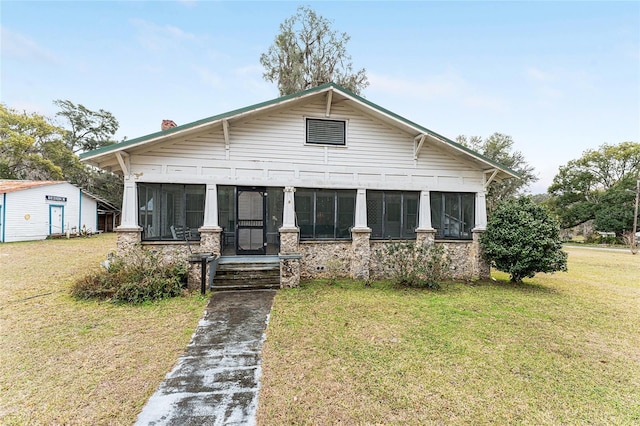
[80, 82, 519, 178]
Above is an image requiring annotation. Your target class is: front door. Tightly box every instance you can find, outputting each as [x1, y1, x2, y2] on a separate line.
[49, 205, 64, 235]
[236, 187, 266, 255]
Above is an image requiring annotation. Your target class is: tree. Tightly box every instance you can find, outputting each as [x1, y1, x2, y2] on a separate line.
[547, 142, 640, 234]
[54, 99, 119, 153]
[0, 104, 70, 180]
[260, 6, 368, 96]
[54, 100, 123, 207]
[481, 197, 568, 283]
[0, 102, 123, 208]
[457, 133, 538, 212]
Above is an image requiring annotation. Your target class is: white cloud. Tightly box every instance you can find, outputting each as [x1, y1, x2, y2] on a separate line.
[130, 19, 201, 51]
[193, 65, 222, 89]
[524, 66, 595, 107]
[525, 66, 556, 83]
[234, 64, 263, 78]
[368, 71, 507, 112]
[368, 71, 464, 100]
[0, 26, 60, 64]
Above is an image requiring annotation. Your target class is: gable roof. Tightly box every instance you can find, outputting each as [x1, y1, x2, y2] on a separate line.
[0, 180, 63, 193]
[80, 82, 519, 179]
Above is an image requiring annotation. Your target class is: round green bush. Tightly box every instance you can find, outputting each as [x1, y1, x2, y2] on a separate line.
[481, 197, 568, 282]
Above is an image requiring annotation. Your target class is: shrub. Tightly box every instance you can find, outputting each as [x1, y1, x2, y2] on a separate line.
[72, 248, 188, 303]
[481, 197, 568, 283]
[376, 241, 450, 289]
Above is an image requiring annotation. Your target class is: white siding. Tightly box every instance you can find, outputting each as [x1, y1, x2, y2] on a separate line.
[126, 98, 486, 193]
[1, 183, 98, 243]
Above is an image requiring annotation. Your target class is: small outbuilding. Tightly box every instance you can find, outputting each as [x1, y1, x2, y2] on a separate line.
[0, 180, 100, 242]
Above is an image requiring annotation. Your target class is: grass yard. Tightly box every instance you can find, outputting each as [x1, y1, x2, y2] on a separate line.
[0, 234, 207, 425]
[258, 247, 640, 425]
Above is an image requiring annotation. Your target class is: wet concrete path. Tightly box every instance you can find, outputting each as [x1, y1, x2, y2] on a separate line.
[135, 290, 276, 426]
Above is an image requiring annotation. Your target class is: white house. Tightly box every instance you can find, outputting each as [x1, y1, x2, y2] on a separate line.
[0, 180, 98, 243]
[80, 83, 517, 287]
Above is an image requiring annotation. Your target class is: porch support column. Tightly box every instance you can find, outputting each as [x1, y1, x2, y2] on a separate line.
[351, 188, 372, 280]
[416, 190, 436, 246]
[116, 178, 141, 256]
[199, 184, 222, 257]
[279, 186, 301, 288]
[471, 191, 489, 279]
[474, 191, 487, 231]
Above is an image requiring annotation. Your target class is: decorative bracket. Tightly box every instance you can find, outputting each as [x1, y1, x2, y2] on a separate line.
[325, 90, 333, 118]
[484, 169, 499, 189]
[222, 119, 230, 159]
[414, 134, 427, 160]
[115, 151, 130, 177]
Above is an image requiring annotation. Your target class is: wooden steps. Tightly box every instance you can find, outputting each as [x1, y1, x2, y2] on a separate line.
[211, 256, 280, 290]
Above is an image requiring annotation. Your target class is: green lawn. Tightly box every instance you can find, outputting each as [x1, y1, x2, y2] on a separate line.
[2, 239, 638, 425]
[257, 247, 640, 425]
[0, 235, 207, 425]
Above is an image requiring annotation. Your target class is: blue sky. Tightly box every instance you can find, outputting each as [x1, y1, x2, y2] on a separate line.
[2, 1, 639, 194]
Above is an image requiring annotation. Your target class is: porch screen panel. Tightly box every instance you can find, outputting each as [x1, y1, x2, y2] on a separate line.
[296, 189, 313, 239]
[138, 184, 160, 239]
[217, 186, 236, 248]
[368, 191, 418, 239]
[137, 183, 205, 241]
[337, 191, 355, 239]
[430, 192, 475, 240]
[266, 188, 284, 247]
[185, 186, 205, 238]
[367, 191, 384, 238]
[461, 193, 475, 239]
[315, 190, 335, 239]
[295, 189, 355, 240]
[430, 193, 443, 239]
[403, 193, 419, 239]
[385, 193, 402, 238]
[162, 185, 183, 240]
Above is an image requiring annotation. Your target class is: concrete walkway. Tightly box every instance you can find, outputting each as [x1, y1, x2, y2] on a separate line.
[135, 290, 277, 426]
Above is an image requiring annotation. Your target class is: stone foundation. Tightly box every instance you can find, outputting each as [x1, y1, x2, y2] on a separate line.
[199, 226, 222, 257]
[350, 228, 371, 280]
[114, 229, 488, 290]
[115, 227, 142, 256]
[472, 229, 490, 279]
[299, 241, 352, 279]
[187, 253, 215, 291]
[279, 254, 301, 288]
[279, 227, 301, 288]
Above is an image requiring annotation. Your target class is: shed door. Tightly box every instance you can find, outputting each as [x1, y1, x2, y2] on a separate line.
[236, 187, 266, 255]
[49, 205, 64, 235]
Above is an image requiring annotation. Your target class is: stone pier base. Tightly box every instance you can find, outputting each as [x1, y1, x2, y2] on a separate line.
[115, 227, 142, 256]
[279, 227, 301, 288]
[350, 228, 371, 280]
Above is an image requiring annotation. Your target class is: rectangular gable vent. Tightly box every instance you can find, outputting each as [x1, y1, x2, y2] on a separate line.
[306, 118, 346, 146]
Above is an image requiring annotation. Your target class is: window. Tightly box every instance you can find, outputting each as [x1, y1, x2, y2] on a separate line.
[295, 189, 355, 239]
[430, 192, 475, 240]
[138, 183, 205, 241]
[306, 118, 346, 146]
[367, 191, 419, 239]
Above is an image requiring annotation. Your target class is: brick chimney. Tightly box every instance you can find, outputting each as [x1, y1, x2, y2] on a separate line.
[161, 119, 177, 131]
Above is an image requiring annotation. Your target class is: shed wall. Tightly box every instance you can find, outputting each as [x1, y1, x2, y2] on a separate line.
[1, 183, 98, 242]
